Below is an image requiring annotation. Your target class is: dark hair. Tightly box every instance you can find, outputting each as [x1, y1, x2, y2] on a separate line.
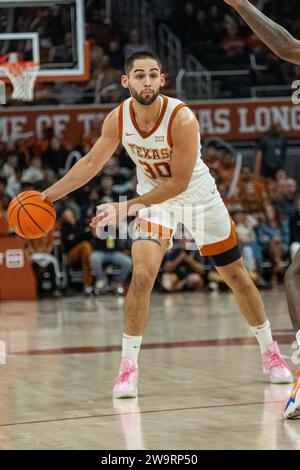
[124, 51, 162, 75]
[263, 202, 282, 228]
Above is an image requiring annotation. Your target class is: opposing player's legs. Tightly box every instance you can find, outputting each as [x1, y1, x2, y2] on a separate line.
[217, 258, 293, 383]
[283, 249, 300, 418]
[113, 237, 170, 399]
[284, 249, 300, 343]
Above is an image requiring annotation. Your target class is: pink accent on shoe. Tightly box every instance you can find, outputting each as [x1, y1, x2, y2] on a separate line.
[262, 341, 294, 384]
[113, 357, 139, 399]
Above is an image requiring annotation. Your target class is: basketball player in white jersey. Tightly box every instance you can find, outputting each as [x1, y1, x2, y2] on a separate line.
[225, 0, 300, 420]
[43, 51, 293, 400]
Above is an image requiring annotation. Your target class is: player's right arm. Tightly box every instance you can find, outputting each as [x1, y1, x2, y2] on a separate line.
[224, 0, 300, 65]
[43, 108, 120, 203]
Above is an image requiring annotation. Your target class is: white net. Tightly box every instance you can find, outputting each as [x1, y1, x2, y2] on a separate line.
[0, 60, 39, 101]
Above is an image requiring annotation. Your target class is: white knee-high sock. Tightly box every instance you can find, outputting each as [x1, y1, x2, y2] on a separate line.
[122, 333, 143, 365]
[250, 320, 273, 354]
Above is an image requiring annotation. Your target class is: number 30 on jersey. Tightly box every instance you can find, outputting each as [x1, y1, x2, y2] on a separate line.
[139, 160, 171, 179]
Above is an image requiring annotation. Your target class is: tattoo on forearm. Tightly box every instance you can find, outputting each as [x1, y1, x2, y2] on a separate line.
[237, 1, 292, 54]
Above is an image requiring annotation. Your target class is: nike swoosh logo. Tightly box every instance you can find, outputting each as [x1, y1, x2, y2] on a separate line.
[126, 132, 134, 136]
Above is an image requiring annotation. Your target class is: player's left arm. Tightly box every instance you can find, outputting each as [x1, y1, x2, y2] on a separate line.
[91, 107, 199, 227]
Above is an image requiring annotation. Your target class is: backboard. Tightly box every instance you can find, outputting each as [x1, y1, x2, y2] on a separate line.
[0, 0, 89, 82]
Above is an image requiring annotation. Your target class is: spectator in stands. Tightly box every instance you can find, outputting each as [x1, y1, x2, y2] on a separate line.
[99, 175, 119, 201]
[169, 1, 197, 43]
[42, 137, 68, 176]
[57, 195, 81, 222]
[88, 40, 105, 74]
[41, 165, 57, 185]
[251, 51, 294, 88]
[102, 156, 131, 184]
[0, 177, 9, 202]
[84, 188, 100, 223]
[265, 178, 285, 205]
[25, 230, 62, 298]
[6, 167, 22, 198]
[240, 181, 264, 214]
[221, 22, 247, 66]
[2, 153, 18, 180]
[60, 208, 94, 295]
[0, 142, 6, 165]
[113, 173, 138, 199]
[82, 117, 103, 150]
[150, 0, 176, 22]
[53, 32, 74, 63]
[187, 9, 211, 48]
[237, 164, 267, 201]
[21, 156, 44, 184]
[231, 203, 263, 283]
[87, 7, 116, 49]
[90, 230, 132, 295]
[161, 233, 205, 292]
[209, 4, 226, 42]
[255, 124, 287, 178]
[274, 168, 287, 185]
[52, 82, 84, 105]
[124, 30, 152, 60]
[93, 54, 121, 101]
[277, 178, 300, 220]
[108, 39, 124, 71]
[216, 152, 235, 188]
[85, 0, 107, 22]
[257, 203, 290, 286]
[217, 182, 237, 207]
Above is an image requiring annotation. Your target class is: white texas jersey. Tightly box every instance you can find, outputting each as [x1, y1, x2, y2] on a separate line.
[119, 95, 214, 203]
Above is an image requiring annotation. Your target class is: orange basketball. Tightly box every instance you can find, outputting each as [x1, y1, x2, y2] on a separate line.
[7, 191, 56, 239]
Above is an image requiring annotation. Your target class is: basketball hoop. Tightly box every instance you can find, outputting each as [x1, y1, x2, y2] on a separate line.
[0, 54, 39, 101]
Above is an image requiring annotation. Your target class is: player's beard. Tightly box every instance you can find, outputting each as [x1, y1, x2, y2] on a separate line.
[129, 85, 160, 105]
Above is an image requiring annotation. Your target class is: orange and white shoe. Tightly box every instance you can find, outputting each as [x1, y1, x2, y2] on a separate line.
[113, 357, 139, 399]
[284, 371, 300, 419]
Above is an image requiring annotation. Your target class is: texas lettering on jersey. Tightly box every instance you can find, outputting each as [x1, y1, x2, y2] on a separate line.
[127, 143, 171, 161]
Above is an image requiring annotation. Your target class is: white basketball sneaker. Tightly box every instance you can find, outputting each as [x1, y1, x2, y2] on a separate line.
[113, 357, 139, 399]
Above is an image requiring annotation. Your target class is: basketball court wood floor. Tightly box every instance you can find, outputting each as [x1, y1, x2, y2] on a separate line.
[0, 290, 299, 450]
